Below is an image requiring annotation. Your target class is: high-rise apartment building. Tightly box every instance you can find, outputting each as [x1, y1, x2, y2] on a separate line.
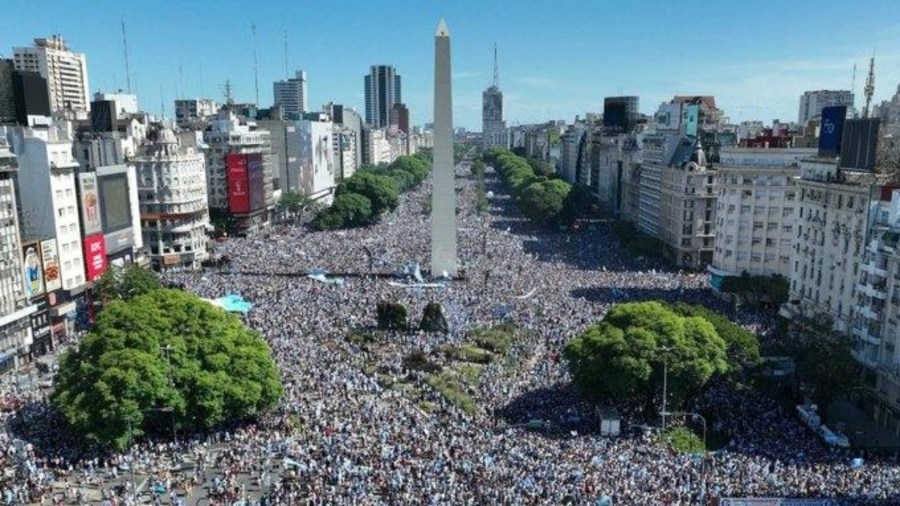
[133, 128, 209, 270]
[13, 35, 90, 114]
[0, 140, 36, 370]
[364, 65, 401, 128]
[174, 99, 218, 128]
[798, 90, 854, 124]
[482, 85, 508, 150]
[709, 148, 814, 282]
[273, 70, 308, 117]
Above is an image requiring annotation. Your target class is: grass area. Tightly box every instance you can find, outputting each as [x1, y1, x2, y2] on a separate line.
[469, 324, 516, 354]
[457, 363, 484, 388]
[346, 328, 377, 346]
[425, 371, 475, 415]
[458, 345, 494, 364]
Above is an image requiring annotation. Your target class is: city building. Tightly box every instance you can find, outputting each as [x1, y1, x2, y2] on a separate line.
[781, 159, 874, 334]
[798, 90, 854, 124]
[13, 35, 90, 114]
[325, 104, 362, 180]
[390, 102, 410, 134]
[855, 189, 900, 434]
[558, 122, 588, 185]
[0, 58, 52, 127]
[708, 147, 814, 284]
[658, 140, 717, 269]
[3, 123, 85, 339]
[203, 110, 275, 234]
[366, 127, 394, 166]
[93, 91, 139, 115]
[132, 127, 210, 270]
[364, 65, 401, 128]
[481, 83, 508, 150]
[874, 83, 900, 128]
[273, 70, 308, 116]
[0, 140, 38, 370]
[0, 60, 14, 124]
[603, 96, 639, 133]
[174, 98, 218, 128]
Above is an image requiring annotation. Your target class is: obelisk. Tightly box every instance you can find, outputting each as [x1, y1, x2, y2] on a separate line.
[431, 18, 457, 278]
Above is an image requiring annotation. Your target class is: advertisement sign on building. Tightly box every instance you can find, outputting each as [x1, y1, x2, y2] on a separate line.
[83, 234, 108, 281]
[97, 172, 132, 233]
[77, 172, 103, 235]
[247, 152, 265, 211]
[817, 106, 846, 157]
[656, 103, 682, 131]
[22, 243, 44, 298]
[684, 104, 700, 137]
[227, 153, 250, 213]
[840, 118, 880, 172]
[39, 239, 61, 292]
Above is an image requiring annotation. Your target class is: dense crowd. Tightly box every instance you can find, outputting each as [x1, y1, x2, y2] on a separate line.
[0, 162, 898, 505]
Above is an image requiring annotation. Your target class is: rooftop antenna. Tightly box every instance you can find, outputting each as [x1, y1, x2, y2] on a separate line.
[224, 79, 233, 106]
[493, 43, 499, 88]
[252, 22, 260, 106]
[863, 52, 875, 119]
[159, 84, 165, 119]
[121, 21, 132, 93]
[283, 30, 289, 79]
[199, 62, 204, 98]
[851, 63, 857, 115]
[178, 63, 184, 99]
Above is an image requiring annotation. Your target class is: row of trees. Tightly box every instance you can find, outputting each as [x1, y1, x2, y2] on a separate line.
[52, 266, 283, 450]
[312, 153, 431, 230]
[482, 148, 595, 227]
[564, 301, 761, 413]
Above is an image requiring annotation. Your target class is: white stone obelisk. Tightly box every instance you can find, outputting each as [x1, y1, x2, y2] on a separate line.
[431, 18, 458, 278]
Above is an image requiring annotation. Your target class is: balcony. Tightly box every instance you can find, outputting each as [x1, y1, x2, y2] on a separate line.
[851, 349, 879, 369]
[858, 282, 888, 300]
[862, 262, 888, 279]
[852, 326, 882, 346]
[858, 304, 880, 321]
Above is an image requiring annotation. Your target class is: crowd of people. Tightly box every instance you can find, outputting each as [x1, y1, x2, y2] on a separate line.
[0, 161, 898, 505]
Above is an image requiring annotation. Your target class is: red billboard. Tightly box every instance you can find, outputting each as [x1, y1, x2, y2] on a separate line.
[83, 234, 108, 281]
[227, 153, 250, 213]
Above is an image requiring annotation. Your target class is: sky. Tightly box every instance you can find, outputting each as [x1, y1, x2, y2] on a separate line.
[3, 0, 900, 131]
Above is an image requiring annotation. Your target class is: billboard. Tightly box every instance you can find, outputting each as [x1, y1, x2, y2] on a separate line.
[78, 172, 103, 235]
[98, 173, 132, 233]
[656, 103, 682, 131]
[247, 152, 265, 211]
[40, 239, 61, 292]
[83, 234, 108, 282]
[684, 104, 699, 137]
[22, 243, 44, 298]
[227, 153, 250, 213]
[817, 106, 846, 157]
[840, 118, 880, 171]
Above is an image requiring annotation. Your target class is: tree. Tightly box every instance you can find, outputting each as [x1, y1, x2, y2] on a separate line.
[559, 183, 598, 225]
[52, 289, 282, 450]
[390, 155, 430, 183]
[311, 193, 373, 230]
[671, 303, 761, 371]
[519, 179, 571, 226]
[277, 191, 310, 213]
[420, 302, 449, 333]
[376, 301, 408, 330]
[94, 264, 163, 305]
[564, 301, 728, 409]
[791, 314, 859, 407]
[336, 172, 399, 216]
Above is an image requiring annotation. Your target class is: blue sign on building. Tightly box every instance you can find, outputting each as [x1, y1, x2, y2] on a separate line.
[817, 105, 846, 157]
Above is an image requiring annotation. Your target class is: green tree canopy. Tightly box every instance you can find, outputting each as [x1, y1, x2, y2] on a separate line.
[52, 289, 282, 450]
[94, 264, 163, 305]
[336, 172, 399, 216]
[564, 301, 728, 409]
[559, 183, 598, 225]
[376, 301, 408, 330]
[671, 302, 761, 371]
[520, 179, 571, 226]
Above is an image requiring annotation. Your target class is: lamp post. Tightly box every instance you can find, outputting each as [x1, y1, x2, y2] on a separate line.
[159, 344, 177, 445]
[663, 411, 708, 503]
[658, 346, 673, 431]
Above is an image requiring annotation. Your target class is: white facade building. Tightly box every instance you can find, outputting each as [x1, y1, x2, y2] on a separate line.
[133, 128, 209, 270]
[782, 160, 873, 333]
[273, 70, 308, 116]
[13, 35, 90, 113]
[174, 99, 218, 127]
[798, 90, 854, 124]
[709, 148, 814, 280]
[367, 128, 394, 166]
[856, 190, 900, 433]
[0, 141, 35, 371]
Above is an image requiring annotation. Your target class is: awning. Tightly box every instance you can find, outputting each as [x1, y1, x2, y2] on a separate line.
[50, 301, 77, 317]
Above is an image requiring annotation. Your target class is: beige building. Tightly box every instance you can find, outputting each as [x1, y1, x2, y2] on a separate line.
[856, 190, 900, 433]
[709, 148, 814, 280]
[133, 128, 210, 271]
[13, 35, 89, 113]
[781, 160, 874, 334]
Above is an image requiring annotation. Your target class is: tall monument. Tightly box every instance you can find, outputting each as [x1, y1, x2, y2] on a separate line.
[431, 18, 457, 277]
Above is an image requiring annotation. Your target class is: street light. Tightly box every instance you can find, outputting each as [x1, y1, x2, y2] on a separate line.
[658, 346, 673, 431]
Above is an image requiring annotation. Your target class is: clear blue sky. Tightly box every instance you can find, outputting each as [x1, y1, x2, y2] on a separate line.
[3, 0, 900, 130]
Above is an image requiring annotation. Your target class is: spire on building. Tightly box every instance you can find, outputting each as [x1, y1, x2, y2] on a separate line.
[493, 43, 499, 89]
